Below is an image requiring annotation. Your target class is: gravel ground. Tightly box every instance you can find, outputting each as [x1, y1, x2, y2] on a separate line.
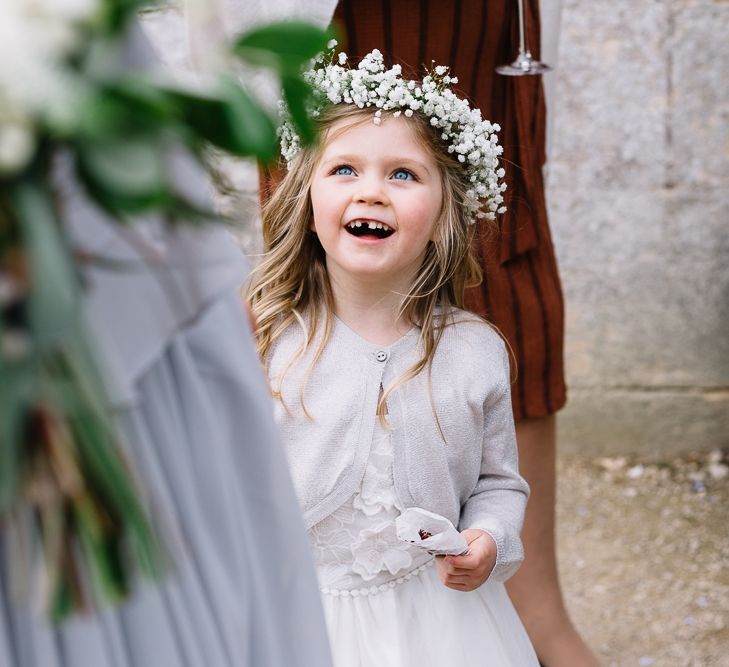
[556, 449, 729, 667]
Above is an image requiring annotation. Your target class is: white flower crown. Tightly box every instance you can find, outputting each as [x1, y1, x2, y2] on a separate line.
[278, 43, 507, 223]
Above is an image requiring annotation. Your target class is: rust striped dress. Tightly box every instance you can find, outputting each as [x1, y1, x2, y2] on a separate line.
[260, 0, 566, 421]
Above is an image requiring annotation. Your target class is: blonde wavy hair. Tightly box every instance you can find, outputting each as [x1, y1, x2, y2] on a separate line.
[247, 104, 489, 418]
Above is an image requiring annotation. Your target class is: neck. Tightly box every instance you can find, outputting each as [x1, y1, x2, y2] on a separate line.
[327, 268, 414, 346]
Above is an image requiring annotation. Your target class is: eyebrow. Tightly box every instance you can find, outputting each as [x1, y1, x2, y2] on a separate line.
[320, 154, 433, 177]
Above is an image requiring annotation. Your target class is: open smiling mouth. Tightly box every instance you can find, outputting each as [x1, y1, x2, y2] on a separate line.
[345, 220, 395, 240]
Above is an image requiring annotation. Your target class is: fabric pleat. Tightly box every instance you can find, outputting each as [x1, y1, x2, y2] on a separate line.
[321, 565, 539, 666]
[0, 290, 333, 667]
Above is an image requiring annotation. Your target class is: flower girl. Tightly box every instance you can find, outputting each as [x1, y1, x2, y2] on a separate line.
[247, 47, 539, 666]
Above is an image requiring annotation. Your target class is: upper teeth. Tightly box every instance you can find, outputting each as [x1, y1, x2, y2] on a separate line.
[347, 220, 392, 231]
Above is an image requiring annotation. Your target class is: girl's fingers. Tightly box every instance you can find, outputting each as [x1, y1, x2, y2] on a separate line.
[445, 555, 474, 569]
[438, 558, 480, 577]
[444, 578, 472, 588]
[440, 571, 476, 587]
[444, 579, 478, 592]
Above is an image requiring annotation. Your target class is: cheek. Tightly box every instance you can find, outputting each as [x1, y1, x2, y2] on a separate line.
[310, 181, 341, 226]
[311, 203, 335, 235]
[310, 184, 329, 232]
[404, 194, 442, 242]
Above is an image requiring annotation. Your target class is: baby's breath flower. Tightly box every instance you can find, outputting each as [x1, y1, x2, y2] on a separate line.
[278, 46, 507, 223]
[0, 116, 35, 174]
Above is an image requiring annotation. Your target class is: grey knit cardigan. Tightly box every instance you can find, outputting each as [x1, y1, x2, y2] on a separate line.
[269, 309, 530, 582]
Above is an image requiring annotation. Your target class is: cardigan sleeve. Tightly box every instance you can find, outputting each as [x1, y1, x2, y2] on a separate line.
[459, 342, 530, 582]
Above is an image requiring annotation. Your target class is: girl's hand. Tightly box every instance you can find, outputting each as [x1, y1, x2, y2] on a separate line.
[435, 529, 497, 592]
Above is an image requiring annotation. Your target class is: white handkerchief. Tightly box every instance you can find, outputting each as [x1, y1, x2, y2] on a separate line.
[395, 508, 469, 556]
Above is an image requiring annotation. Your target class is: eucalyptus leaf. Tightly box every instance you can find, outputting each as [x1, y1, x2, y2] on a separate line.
[100, 0, 156, 34]
[234, 21, 332, 73]
[281, 74, 317, 146]
[60, 347, 162, 578]
[70, 92, 134, 141]
[75, 499, 127, 604]
[167, 195, 217, 226]
[76, 138, 171, 215]
[50, 573, 74, 623]
[72, 78, 177, 140]
[35, 328, 164, 581]
[219, 78, 278, 160]
[109, 76, 177, 121]
[0, 357, 35, 511]
[14, 182, 78, 347]
[167, 80, 277, 160]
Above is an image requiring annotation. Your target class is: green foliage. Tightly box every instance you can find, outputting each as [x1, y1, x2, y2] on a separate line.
[281, 73, 318, 146]
[100, 0, 156, 34]
[0, 9, 331, 621]
[234, 20, 334, 74]
[165, 77, 277, 160]
[0, 354, 32, 511]
[76, 137, 171, 214]
[62, 20, 331, 218]
[4, 180, 164, 620]
[14, 181, 78, 349]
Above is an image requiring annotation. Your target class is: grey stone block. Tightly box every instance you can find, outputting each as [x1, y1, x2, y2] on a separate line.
[550, 0, 669, 192]
[558, 388, 729, 459]
[669, 1, 729, 189]
[549, 186, 729, 387]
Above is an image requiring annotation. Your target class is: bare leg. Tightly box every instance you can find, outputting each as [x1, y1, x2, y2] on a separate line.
[506, 415, 601, 667]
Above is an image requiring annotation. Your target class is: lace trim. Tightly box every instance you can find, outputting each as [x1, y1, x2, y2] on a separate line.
[320, 560, 434, 597]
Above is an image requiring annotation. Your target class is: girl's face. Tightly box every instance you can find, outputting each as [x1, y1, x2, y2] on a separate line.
[309, 114, 443, 291]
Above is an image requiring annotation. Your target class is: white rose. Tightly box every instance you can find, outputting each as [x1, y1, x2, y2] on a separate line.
[0, 119, 36, 175]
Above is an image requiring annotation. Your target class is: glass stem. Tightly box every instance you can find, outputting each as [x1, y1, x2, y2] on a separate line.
[517, 0, 527, 56]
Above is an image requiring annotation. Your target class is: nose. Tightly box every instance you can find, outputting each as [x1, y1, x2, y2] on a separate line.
[353, 173, 389, 206]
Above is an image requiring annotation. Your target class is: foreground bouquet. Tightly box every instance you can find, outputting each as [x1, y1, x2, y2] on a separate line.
[0, 0, 330, 621]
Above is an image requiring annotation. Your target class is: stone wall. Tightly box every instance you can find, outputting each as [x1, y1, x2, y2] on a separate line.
[548, 0, 729, 458]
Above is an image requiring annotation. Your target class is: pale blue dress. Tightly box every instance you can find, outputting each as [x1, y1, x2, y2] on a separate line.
[0, 23, 332, 667]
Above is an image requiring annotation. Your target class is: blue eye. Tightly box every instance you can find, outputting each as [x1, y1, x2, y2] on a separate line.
[334, 165, 354, 176]
[392, 169, 415, 181]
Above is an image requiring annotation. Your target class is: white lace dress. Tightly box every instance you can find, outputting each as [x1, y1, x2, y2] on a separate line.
[309, 423, 539, 667]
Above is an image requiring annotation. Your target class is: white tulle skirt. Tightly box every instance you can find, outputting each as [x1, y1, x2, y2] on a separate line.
[320, 561, 539, 667]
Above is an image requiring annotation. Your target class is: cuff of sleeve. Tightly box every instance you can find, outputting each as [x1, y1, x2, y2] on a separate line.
[469, 520, 524, 582]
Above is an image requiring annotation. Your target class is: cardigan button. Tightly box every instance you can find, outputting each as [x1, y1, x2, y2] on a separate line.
[375, 350, 388, 362]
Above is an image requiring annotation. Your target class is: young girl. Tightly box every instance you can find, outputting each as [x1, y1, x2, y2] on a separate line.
[248, 48, 539, 666]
